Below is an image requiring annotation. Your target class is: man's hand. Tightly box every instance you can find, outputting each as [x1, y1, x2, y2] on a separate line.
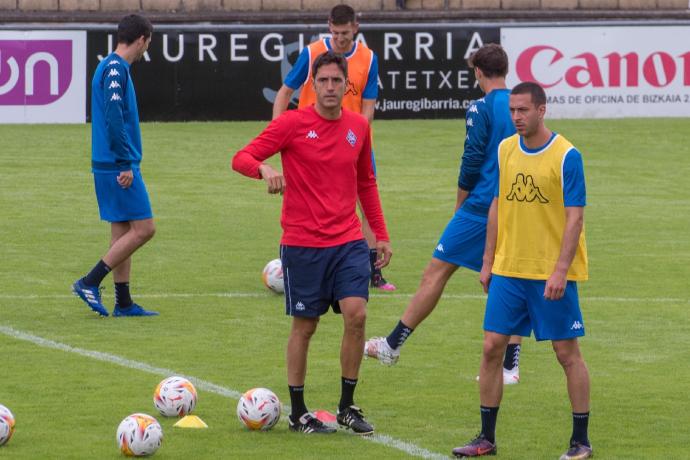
[544, 269, 567, 300]
[374, 241, 393, 269]
[258, 164, 285, 194]
[117, 170, 133, 188]
[479, 261, 492, 294]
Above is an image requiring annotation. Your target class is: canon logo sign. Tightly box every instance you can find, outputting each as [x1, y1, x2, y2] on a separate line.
[516, 45, 690, 89]
[503, 26, 690, 118]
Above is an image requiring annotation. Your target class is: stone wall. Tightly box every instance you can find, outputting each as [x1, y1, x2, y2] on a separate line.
[2, 0, 688, 12]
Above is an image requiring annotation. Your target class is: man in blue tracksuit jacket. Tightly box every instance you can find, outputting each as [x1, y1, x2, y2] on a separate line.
[72, 14, 158, 318]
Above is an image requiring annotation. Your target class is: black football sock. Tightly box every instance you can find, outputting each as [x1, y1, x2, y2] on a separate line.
[338, 377, 358, 412]
[82, 260, 111, 287]
[385, 320, 414, 350]
[571, 412, 590, 446]
[480, 406, 499, 444]
[288, 385, 308, 421]
[503, 343, 521, 370]
[369, 249, 381, 276]
[115, 282, 133, 308]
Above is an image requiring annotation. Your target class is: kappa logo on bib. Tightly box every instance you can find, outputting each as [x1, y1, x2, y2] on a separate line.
[506, 173, 549, 203]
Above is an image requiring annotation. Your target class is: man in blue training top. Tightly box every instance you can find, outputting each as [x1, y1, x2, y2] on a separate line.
[72, 14, 158, 318]
[365, 44, 524, 383]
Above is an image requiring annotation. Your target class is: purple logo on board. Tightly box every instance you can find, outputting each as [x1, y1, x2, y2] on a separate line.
[0, 40, 72, 105]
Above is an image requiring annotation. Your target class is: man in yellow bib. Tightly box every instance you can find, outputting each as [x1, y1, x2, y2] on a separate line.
[272, 4, 396, 291]
[452, 82, 592, 460]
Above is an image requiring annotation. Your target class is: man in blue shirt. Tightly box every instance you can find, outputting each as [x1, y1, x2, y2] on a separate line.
[365, 44, 524, 382]
[72, 14, 158, 317]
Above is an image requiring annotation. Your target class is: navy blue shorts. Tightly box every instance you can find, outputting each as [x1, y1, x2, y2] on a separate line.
[93, 169, 153, 223]
[484, 274, 585, 341]
[432, 209, 487, 272]
[280, 240, 371, 318]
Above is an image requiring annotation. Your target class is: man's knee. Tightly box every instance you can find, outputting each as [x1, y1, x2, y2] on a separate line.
[133, 221, 156, 243]
[420, 259, 456, 289]
[291, 318, 319, 341]
[553, 341, 583, 369]
[483, 333, 509, 362]
[345, 308, 366, 331]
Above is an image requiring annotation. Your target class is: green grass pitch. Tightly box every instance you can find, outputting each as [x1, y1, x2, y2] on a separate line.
[0, 118, 689, 459]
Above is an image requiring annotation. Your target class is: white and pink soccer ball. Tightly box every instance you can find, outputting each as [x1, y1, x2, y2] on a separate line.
[0, 404, 15, 446]
[153, 376, 198, 417]
[116, 413, 163, 457]
[236, 388, 281, 431]
[262, 259, 284, 294]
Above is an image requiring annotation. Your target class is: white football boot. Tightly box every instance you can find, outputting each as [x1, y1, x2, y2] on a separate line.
[503, 366, 520, 385]
[363, 337, 400, 366]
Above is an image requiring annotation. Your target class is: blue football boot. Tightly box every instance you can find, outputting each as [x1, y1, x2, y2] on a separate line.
[113, 303, 159, 317]
[72, 279, 109, 317]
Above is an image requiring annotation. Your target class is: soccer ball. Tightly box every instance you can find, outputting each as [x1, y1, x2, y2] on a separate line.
[153, 376, 197, 417]
[116, 413, 163, 457]
[236, 388, 281, 431]
[262, 259, 284, 294]
[0, 404, 15, 446]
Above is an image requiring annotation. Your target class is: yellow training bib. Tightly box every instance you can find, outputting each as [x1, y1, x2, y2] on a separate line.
[493, 133, 588, 281]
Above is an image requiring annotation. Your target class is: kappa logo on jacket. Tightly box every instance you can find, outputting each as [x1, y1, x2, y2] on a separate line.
[306, 130, 318, 139]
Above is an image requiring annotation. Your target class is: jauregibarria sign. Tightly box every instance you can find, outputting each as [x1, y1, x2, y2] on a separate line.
[87, 25, 497, 121]
[502, 26, 690, 118]
[0, 31, 86, 123]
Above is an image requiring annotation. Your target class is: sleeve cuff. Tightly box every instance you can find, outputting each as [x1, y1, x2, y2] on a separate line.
[116, 161, 132, 171]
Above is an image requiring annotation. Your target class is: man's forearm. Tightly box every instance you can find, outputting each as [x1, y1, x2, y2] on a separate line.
[554, 207, 584, 274]
[483, 198, 498, 264]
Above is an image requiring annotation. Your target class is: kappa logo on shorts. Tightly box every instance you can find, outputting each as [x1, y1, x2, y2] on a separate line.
[436, 243, 445, 253]
[306, 130, 318, 139]
[570, 320, 583, 330]
[346, 129, 357, 147]
[295, 301, 306, 311]
[506, 173, 549, 203]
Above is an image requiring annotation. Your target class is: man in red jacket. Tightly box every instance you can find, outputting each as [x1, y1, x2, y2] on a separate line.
[233, 51, 392, 436]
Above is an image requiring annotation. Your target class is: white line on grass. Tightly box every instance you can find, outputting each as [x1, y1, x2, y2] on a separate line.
[0, 291, 688, 304]
[0, 325, 449, 460]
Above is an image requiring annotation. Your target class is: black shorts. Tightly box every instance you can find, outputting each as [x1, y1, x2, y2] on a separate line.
[280, 240, 370, 318]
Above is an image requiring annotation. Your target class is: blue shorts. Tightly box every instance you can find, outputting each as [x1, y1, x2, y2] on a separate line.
[280, 240, 370, 318]
[484, 274, 585, 341]
[432, 209, 487, 272]
[94, 169, 153, 223]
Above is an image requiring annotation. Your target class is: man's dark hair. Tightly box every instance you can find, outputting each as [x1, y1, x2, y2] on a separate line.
[511, 81, 547, 107]
[312, 51, 348, 80]
[117, 14, 153, 45]
[329, 4, 356, 25]
[468, 43, 508, 78]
